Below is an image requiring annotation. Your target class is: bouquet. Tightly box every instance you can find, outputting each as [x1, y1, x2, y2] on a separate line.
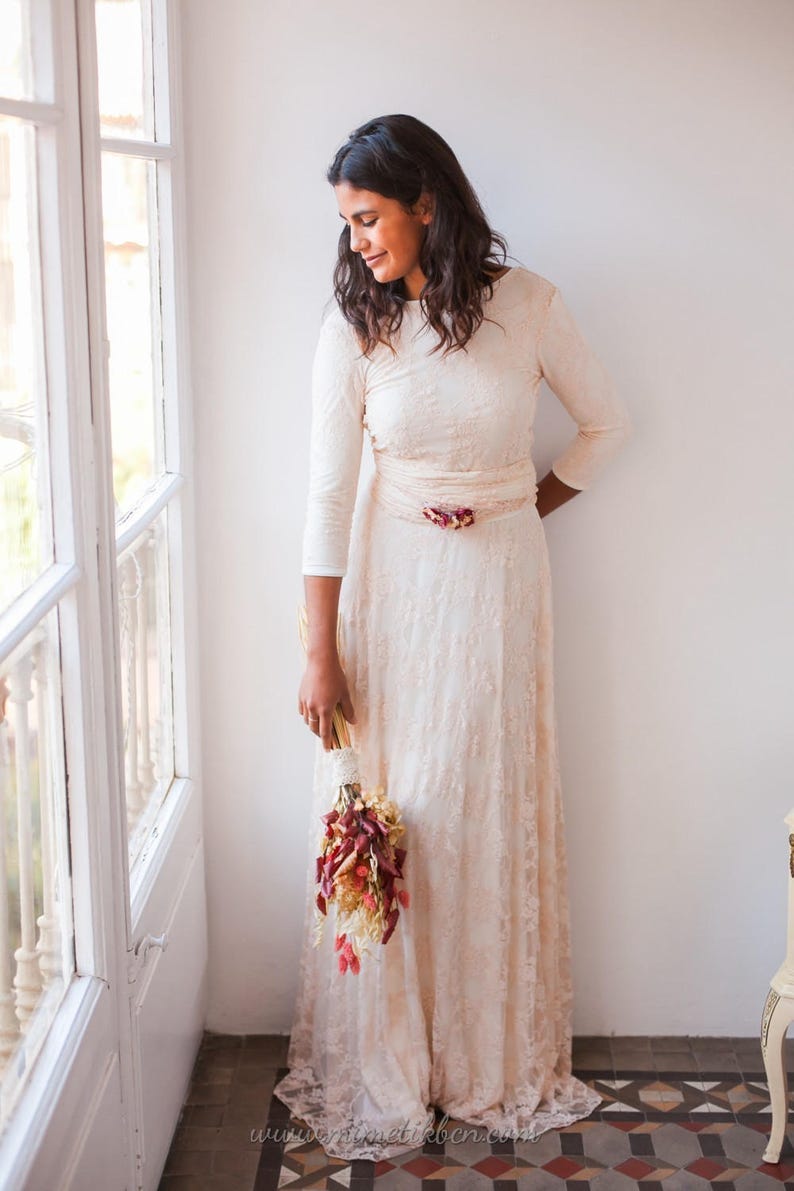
[298, 604, 410, 974]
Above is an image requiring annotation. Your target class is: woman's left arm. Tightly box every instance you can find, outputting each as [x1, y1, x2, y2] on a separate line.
[535, 284, 633, 515]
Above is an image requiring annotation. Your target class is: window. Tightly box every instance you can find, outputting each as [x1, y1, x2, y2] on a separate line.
[95, 0, 183, 875]
[0, 0, 79, 1130]
[0, 2, 199, 1171]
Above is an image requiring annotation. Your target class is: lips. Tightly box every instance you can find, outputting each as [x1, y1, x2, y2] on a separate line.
[366, 252, 385, 265]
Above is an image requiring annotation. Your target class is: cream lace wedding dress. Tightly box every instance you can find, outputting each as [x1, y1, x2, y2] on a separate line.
[273, 266, 632, 1161]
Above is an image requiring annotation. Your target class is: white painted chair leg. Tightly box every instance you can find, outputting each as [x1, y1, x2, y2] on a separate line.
[761, 986, 794, 1163]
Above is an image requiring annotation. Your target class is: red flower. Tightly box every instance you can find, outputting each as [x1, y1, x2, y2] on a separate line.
[422, 505, 476, 530]
[313, 779, 410, 972]
[382, 906, 400, 944]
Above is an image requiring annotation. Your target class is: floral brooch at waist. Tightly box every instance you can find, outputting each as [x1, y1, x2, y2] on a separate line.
[421, 505, 475, 530]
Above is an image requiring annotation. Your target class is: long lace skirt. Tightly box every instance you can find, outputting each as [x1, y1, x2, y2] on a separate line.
[273, 476, 602, 1161]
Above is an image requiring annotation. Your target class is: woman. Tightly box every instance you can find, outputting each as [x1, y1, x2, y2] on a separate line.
[274, 113, 632, 1162]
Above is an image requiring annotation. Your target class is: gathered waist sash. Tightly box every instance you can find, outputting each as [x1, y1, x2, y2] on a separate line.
[371, 452, 538, 528]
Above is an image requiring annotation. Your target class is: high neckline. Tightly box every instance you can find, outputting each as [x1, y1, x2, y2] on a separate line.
[403, 268, 517, 306]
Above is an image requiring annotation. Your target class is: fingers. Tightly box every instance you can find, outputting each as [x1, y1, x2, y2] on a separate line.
[299, 700, 322, 739]
[299, 699, 349, 747]
[319, 709, 332, 751]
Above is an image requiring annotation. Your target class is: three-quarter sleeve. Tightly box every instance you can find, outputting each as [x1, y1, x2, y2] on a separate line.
[537, 286, 633, 490]
[301, 307, 366, 576]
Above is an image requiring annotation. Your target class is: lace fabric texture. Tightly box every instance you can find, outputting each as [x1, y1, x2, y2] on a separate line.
[328, 745, 360, 787]
[371, 452, 538, 526]
[277, 267, 632, 1161]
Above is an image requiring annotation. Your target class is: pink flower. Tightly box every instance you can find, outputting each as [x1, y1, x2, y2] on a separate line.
[338, 953, 348, 973]
[334, 933, 346, 951]
[382, 906, 400, 945]
[422, 505, 475, 530]
[362, 891, 378, 911]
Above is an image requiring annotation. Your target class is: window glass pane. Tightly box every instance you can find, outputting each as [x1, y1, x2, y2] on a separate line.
[95, 0, 154, 142]
[101, 151, 163, 516]
[0, 115, 54, 612]
[0, 1, 33, 101]
[118, 509, 174, 872]
[0, 605, 75, 1126]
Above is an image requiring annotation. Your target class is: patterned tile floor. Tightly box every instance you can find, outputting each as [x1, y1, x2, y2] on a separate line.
[158, 1034, 794, 1190]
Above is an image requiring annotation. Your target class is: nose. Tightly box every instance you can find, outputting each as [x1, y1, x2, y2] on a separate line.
[349, 226, 369, 254]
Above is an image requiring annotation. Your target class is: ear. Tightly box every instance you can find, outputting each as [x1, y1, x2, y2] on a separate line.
[419, 190, 434, 223]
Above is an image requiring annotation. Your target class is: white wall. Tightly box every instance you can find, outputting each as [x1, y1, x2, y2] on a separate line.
[179, 0, 794, 1035]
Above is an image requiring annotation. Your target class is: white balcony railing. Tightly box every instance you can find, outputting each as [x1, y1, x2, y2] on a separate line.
[117, 511, 175, 871]
[0, 611, 74, 1127]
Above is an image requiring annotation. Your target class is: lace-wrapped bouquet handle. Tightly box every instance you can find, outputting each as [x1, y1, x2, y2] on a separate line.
[298, 604, 410, 974]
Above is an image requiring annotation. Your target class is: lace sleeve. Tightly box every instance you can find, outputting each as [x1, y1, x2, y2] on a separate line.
[537, 286, 633, 490]
[301, 307, 366, 576]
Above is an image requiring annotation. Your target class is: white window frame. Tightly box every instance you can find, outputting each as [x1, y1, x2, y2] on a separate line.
[0, 0, 203, 1183]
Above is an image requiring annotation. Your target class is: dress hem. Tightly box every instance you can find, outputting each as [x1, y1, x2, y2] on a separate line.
[272, 1068, 604, 1162]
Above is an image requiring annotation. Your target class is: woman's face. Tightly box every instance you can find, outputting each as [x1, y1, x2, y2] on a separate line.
[335, 181, 433, 298]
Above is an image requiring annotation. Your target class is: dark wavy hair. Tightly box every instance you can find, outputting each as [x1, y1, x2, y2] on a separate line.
[326, 114, 514, 358]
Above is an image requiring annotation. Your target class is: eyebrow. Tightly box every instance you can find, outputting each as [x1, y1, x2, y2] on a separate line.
[338, 209, 378, 220]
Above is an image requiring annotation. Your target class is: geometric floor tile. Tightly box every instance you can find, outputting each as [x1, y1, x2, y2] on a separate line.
[252, 1070, 794, 1190]
[157, 1034, 794, 1190]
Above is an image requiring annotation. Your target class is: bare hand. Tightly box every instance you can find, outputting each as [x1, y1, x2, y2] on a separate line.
[298, 655, 357, 751]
